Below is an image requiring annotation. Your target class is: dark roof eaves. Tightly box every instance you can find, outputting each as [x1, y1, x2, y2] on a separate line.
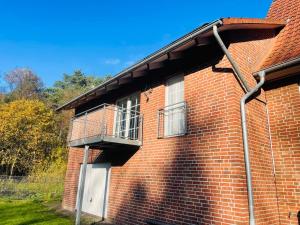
[56, 19, 223, 111]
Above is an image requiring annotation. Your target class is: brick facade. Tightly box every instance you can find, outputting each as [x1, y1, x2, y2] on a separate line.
[61, 1, 300, 224]
[265, 77, 300, 224]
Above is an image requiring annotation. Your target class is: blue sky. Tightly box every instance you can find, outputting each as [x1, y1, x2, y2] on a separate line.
[0, 0, 272, 87]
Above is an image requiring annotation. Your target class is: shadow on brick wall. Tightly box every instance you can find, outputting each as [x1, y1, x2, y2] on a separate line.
[111, 139, 213, 225]
[109, 109, 228, 225]
[94, 148, 139, 166]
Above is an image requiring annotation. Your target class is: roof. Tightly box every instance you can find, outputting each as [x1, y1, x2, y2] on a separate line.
[222, 18, 285, 26]
[255, 56, 300, 81]
[57, 18, 285, 111]
[261, 0, 300, 68]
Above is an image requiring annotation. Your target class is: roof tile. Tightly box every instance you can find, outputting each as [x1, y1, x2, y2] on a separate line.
[261, 0, 300, 68]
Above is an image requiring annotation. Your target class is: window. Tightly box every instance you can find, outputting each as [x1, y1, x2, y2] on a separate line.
[164, 75, 186, 136]
[115, 93, 140, 140]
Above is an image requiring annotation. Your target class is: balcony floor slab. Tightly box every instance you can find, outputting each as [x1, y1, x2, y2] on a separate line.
[69, 135, 141, 149]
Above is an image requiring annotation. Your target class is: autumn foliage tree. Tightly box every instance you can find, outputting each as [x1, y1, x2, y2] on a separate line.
[43, 70, 111, 142]
[0, 68, 109, 177]
[44, 70, 110, 107]
[0, 100, 59, 176]
[4, 68, 43, 101]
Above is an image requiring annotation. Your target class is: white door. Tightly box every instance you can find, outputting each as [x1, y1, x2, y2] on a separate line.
[76, 163, 111, 218]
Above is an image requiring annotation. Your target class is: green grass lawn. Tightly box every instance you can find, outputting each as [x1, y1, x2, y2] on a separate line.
[0, 198, 73, 225]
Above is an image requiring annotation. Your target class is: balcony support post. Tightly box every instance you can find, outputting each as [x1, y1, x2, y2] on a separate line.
[75, 145, 89, 225]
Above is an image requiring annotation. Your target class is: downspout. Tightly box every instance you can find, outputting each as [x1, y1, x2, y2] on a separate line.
[213, 25, 251, 92]
[240, 71, 265, 225]
[213, 25, 266, 225]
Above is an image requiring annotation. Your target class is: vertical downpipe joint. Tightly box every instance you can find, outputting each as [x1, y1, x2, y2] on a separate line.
[240, 71, 265, 225]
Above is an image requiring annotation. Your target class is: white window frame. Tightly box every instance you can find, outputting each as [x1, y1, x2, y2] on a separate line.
[114, 92, 140, 139]
[164, 74, 186, 137]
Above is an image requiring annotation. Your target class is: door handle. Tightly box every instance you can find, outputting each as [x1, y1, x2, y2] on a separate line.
[90, 197, 92, 202]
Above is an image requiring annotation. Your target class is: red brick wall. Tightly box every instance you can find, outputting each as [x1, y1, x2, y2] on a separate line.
[108, 66, 249, 225]
[229, 31, 279, 224]
[265, 77, 300, 225]
[62, 31, 282, 225]
[225, 31, 280, 225]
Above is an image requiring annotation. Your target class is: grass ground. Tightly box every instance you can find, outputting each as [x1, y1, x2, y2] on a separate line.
[0, 198, 73, 225]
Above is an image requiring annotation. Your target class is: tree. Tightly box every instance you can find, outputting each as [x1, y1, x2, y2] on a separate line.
[0, 91, 5, 104]
[0, 77, 7, 103]
[0, 69, 110, 176]
[44, 70, 110, 107]
[4, 68, 43, 101]
[43, 70, 111, 144]
[0, 100, 59, 176]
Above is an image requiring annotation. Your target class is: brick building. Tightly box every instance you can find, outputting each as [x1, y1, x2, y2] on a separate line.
[58, 0, 300, 224]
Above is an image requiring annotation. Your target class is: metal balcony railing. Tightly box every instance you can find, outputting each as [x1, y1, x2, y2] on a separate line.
[68, 103, 143, 147]
[157, 101, 187, 138]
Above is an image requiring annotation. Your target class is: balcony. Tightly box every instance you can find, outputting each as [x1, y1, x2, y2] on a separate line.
[157, 101, 187, 138]
[68, 104, 143, 149]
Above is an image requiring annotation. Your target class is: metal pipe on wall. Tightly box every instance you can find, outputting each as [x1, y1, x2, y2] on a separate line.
[241, 56, 300, 224]
[240, 71, 265, 225]
[213, 24, 261, 225]
[75, 145, 89, 225]
[213, 25, 251, 92]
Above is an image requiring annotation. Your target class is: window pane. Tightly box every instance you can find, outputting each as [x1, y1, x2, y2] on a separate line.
[115, 93, 140, 139]
[165, 75, 185, 136]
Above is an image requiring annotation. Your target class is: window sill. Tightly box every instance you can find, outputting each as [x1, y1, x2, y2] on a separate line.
[158, 132, 187, 139]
